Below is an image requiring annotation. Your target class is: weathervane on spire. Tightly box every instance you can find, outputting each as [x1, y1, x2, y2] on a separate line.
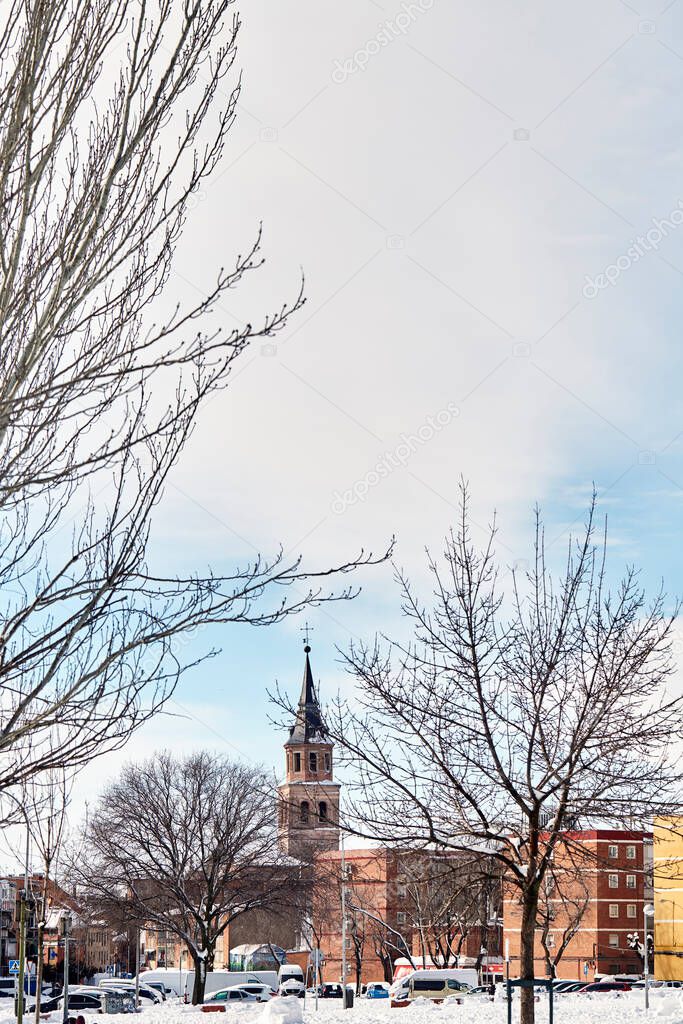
[300, 621, 313, 652]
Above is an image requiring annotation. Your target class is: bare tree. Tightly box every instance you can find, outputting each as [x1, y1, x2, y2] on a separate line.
[73, 750, 301, 1003]
[0, 1, 385, 795]
[24, 769, 73, 1019]
[399, 851, 499, 971]
[317, 487, 683, 1024]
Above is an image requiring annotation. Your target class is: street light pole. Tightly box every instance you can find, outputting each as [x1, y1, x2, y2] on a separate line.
[644, 904, 655, 1012]
[340, 837, 348, 1009]
[16, 814, 30, 1024]
[135, 929, 140, 1010]
[61, 915, 71, 1024]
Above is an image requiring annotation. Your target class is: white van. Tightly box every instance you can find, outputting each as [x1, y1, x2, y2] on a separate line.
[139, 968, 278, 1001]
[278, 965, 305, 998]
[391, 969, 478, 1005]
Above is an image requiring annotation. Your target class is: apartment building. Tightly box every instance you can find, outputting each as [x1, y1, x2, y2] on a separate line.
[503, 830, 650, 980]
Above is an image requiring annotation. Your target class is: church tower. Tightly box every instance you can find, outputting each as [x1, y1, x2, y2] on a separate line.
[277, 643, 340, 859]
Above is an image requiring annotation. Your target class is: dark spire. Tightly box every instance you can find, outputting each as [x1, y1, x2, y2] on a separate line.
[288, 644, 326, 742]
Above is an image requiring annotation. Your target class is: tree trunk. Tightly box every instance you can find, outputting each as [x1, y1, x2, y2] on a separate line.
[519, 892, 539, 1024]
[34, 923, 45, 1022]
[191, 952, 207, 1005]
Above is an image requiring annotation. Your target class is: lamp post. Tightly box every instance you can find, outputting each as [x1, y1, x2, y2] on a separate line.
[643, 904, 655, 1011]
[340, 836, 348, 1009]
[60, 914, 72, 1024]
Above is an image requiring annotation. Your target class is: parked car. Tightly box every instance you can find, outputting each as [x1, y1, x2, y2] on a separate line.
[556, 982, 588, 993]
[365, 982, 390, 999]
[393, 976, 471, 1005]
[229, 984, 273, 1003]
[26, 996, 62, 1013]
[99, 980, 161, 1005]
[579, 982, 631, 994]
[202, 989, 250, 1012]
[59, 988, 128, 1014]
[278, 979, 305, 999]
[140, 980, 167, 1000]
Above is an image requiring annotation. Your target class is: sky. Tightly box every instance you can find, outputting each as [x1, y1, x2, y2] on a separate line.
[10, 0, 683, 863]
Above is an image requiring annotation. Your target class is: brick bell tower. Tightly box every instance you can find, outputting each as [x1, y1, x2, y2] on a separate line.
[277, 642, 340, 859]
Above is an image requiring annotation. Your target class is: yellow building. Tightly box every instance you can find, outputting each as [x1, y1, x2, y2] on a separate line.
[654, 817, 683, 980]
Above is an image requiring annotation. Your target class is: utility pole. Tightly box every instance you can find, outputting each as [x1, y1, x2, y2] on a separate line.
[340, 836, 348, 1009]
[134, 929, 140, 1009]
[17, 819, 30, 1024]
[61, 915, 71, 1024]
[16, 891, 26, 1024]
[313, 943, 320, 1012]
[644, 904, 655, 1012]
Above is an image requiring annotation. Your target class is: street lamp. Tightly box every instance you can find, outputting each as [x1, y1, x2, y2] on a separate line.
[60, 914, 72, 1024]
[643, 904, 655, 1012]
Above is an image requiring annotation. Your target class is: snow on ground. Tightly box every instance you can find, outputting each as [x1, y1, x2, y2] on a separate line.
[4, 990, 683, 1024]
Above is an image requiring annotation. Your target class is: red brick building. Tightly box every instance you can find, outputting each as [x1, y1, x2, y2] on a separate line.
[277, 646, 502, 988]
[503, 830, 651, 980]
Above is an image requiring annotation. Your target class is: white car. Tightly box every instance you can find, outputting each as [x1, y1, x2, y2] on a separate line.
[203, 988, 254, 1009]
[279, 980, 305, 999]
[230, 984, 274, 1003]
[99, 980, 162, 1005]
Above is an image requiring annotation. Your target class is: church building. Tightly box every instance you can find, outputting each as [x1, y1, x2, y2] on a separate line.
[277, 643, 340, 859]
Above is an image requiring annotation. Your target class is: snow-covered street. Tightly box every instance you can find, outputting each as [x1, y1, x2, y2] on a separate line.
[5, 989, 682, 1024]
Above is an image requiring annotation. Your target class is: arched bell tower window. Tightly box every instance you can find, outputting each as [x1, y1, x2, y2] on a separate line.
[300, 800, 310, 824]
[319, 801, 328, 822]
[309, 751, 318, 773]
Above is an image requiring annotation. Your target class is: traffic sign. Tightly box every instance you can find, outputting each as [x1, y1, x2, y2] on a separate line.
[8, 960, 19, 974]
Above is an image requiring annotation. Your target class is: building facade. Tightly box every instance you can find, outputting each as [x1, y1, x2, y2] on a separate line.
[503, 830, 650, 980]
[653, 816, 683, 981]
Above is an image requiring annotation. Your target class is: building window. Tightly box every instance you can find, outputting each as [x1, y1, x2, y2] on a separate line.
[609, 904, 619, 918]
[397, 912, 407, 925]
[324, 752, 331, 772]
[609, 934, 619, 948]
[626, 845, 636, 859]
[626, 874, 636, 889]
[319, 801, 328, 822]
[397, 886, 407, 900]
[293, 752, 301, 772]
[309, 751, 318, 773]
[609, 874, 619, 888]
[300, 801, 310, 824]
[608, 845, 618, 859]
[627, 904, 637, 918]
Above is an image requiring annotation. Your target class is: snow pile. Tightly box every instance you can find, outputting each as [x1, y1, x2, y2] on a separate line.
[656, 996, 682, 1017]
[260, 996, 304, 1024]
[409, 997, 440, 1010]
